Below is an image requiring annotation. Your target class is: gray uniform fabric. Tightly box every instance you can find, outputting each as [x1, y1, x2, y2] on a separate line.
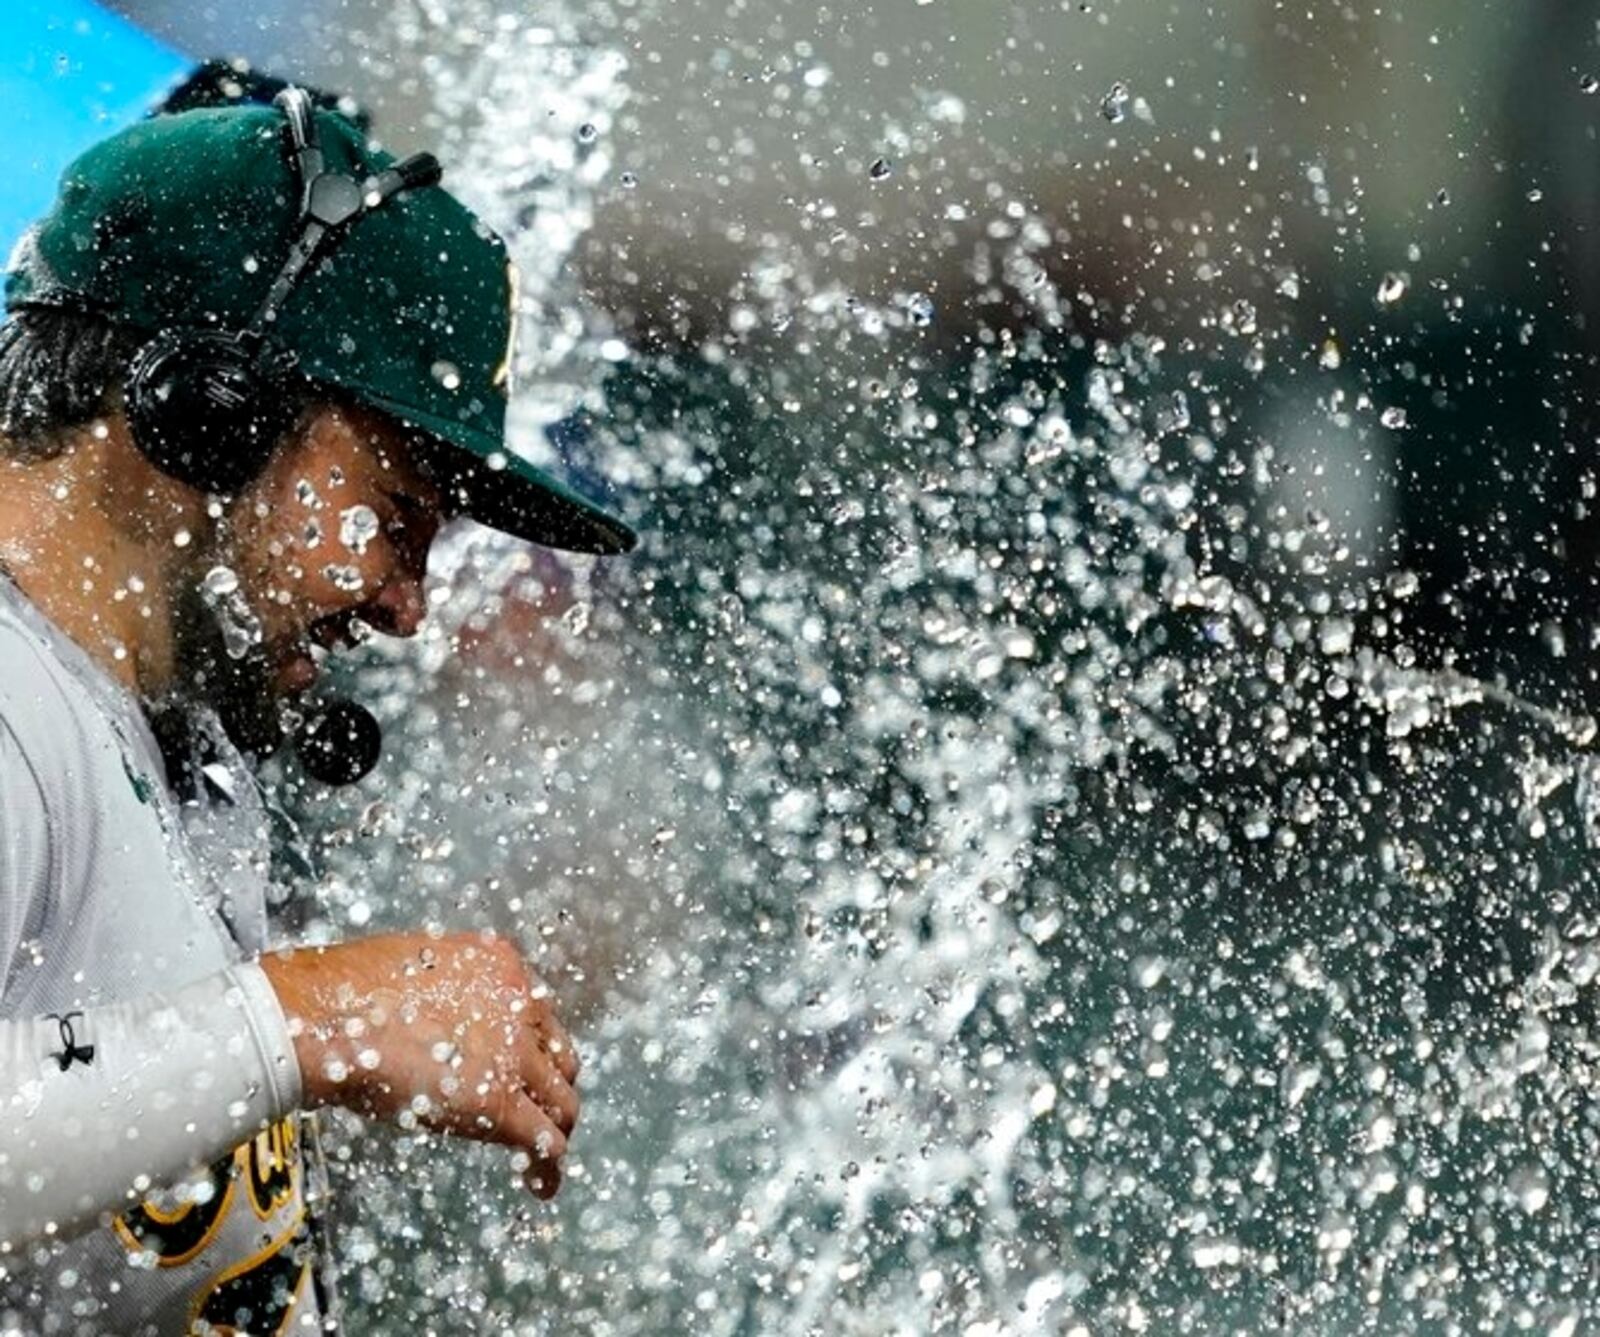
[0, 576, 333, 1334]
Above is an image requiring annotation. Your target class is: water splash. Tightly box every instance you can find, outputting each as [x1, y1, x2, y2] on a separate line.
[293, 5, 1600, 1334]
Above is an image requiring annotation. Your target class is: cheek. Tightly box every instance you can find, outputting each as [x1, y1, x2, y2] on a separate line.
[261, 521, 401, 623]
[229, 468, 405, 627]
[222, 512, 337, 639]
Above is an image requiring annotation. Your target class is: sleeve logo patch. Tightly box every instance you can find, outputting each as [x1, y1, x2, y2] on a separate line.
[45, 1011, 94, 1070]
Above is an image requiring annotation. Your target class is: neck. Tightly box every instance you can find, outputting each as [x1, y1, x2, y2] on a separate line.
[0, 423, 201, 695]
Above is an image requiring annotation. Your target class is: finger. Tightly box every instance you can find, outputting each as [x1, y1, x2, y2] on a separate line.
[518, 1036, 580, 1135]
[524, 1011, 580, 1085]
[497, 1087, 567, 1158]
[525, 1161, 562, 1200]
[506, 1090, 567, 1198]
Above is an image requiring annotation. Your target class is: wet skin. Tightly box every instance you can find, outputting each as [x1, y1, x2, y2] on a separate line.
[219, 401, 444, 700]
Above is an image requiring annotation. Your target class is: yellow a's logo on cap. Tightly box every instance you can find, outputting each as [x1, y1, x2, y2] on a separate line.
[492, 258, 521, 398]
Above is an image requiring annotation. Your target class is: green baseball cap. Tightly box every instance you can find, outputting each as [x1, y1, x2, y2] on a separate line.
[4, 103, 636, 555]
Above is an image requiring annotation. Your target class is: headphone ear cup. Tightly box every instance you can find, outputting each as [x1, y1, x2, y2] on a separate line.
[125, 330, 299, 495]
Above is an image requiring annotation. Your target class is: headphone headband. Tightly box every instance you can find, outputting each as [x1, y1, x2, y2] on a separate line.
[248, 88, 442, 337]
[124, 89, 445, 500]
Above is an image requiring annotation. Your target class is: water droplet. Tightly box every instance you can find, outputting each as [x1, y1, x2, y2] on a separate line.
[1100, 81, 1131, 124]
[203, 566, 239, 598]
[869, 157, 893, 181]
[1381, 405, 1408, 429]
[1376, 271, 1407, 305]
[431, 360, 462, 391]
[1509, 1165, 1550, 1214]
[907, 292, 935, 326]
[620, 171, 638, 188]
[1168, 389, 1191, 431]
[321, 564, 365, 593]
[576, 122, 598, 144]
[339, 504, 380, 555]
[200, 566, 262, 659]
[1582, 74, 1600, 95]
[1386, 569, 1420, 600]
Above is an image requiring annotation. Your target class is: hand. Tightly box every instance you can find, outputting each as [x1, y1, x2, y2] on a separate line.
[259, 930, 579, 1198]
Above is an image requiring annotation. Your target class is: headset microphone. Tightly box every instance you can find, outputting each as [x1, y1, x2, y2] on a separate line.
[293, 697, 383, 786]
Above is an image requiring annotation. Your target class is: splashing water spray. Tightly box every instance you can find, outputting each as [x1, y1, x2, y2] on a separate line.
[288, 3, 1600, 1334]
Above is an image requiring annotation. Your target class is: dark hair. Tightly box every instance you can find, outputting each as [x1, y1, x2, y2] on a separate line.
[0, 307, 319, 472]
[0, 308, 145, 460]
[155, 57, 372, 134]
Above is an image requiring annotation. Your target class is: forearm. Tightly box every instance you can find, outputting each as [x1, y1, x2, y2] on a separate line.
[257, 931, 580, 1201]
[0, 961, 302, 1249]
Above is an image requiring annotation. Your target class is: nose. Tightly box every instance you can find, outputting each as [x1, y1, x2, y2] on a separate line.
[367, 504, 438, 639]
[369, 572, 428, 639]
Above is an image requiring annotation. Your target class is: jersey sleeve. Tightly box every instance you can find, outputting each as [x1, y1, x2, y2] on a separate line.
[0, 960, 303, 1250]
[0, 712, 304, 1249]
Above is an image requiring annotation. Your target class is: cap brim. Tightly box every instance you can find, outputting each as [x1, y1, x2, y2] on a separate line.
[364, 395, 637, 556]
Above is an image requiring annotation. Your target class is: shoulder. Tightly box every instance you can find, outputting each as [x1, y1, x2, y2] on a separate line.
[0, 614, 97, 778]
[0, 610, 147, 961]
[0, 618, 76, 856]
[0, 609, 144, 842]
[0, 627, 55, 968]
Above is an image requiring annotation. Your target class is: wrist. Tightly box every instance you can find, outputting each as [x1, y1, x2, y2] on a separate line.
[233, 958, 309, 1115]
[258, 947, 340, 1109]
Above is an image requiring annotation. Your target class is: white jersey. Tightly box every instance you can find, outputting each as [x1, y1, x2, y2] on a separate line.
[0, 576, 336, 1334]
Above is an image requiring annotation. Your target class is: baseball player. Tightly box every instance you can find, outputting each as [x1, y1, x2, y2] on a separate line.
[0, 90, 634, 1333]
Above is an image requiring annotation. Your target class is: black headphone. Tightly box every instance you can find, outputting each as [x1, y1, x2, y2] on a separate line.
[126, 89, 441, 786]
[124, 87, 442, 496]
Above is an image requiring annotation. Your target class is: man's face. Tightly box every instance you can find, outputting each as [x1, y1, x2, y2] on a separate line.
[206, 401, 445, 704]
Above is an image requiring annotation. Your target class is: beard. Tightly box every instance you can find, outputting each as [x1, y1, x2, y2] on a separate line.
[159, 563, 290, 763]
[155, 556, 386, 789]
